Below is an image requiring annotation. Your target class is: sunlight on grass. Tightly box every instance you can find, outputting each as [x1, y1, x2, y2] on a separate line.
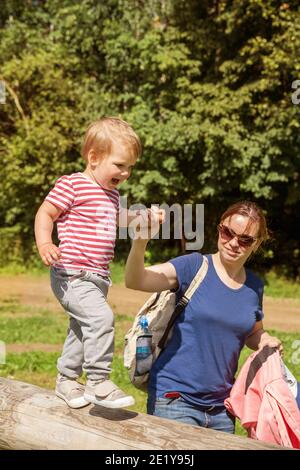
[0, 352, 59, 375]
[0, 316, 67, 343]
[264, 271, 300, 298]
[0, 260, 50, 276]
[110, 261, 126, 284]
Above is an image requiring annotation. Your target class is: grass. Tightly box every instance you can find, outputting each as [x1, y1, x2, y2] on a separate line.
[0, 316, 67, 343]
[0, 260, 125, 284]
[110, 261, 127, 284]
[0, 261, 49, 277]
[1, 351, 59, 375]
[263, 270, 300, 298]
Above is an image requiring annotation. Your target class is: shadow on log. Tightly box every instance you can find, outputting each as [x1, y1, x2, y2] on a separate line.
[0, 377, 282, 450]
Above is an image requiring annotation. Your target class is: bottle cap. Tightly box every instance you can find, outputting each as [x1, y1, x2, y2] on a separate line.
[140, 315, 148, 330]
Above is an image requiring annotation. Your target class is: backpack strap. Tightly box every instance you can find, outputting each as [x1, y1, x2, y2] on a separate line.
[183, 255, 208, 300]
[157, 255, 208, 350]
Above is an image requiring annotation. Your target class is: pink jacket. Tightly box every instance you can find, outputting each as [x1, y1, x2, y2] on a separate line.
[224, 347, 300, 449]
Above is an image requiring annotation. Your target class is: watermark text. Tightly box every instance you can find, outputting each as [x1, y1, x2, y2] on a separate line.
[0, 80, 6, 104]
[118, 198, 204, 251]
[291, 339, 300, 365]
[0, 341, 6, 364]
[291, 80, 300, 105]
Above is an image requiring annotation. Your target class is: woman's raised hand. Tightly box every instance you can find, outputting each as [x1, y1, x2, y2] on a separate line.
[131, 207, 165, 241]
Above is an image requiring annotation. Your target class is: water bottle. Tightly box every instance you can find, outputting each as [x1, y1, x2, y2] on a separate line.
[135, 315, 153, 376]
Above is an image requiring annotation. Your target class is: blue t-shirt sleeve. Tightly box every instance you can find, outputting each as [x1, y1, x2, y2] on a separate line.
[170, 252, 203, 296]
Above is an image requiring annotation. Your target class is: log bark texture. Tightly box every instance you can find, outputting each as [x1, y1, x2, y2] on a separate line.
[0, 377, 282, 450]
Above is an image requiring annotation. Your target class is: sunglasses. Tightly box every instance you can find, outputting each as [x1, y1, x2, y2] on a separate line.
[217, 224, 258, 248]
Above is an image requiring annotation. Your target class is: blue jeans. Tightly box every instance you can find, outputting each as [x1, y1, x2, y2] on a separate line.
[147, 395, 235, 434]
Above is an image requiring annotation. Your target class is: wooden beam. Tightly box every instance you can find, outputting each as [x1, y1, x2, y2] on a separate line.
[0, 377, 282, 450]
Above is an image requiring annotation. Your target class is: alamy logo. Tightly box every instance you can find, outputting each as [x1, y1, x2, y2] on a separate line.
[0, 341, 6, 364]
[0, 80, 6, 104]
[291, 80, 300, 105]
[117, 198, 204, 251]
[291, 339, 300, 365]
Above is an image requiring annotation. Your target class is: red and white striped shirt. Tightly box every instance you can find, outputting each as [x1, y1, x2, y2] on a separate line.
[45, 173, 120, 277]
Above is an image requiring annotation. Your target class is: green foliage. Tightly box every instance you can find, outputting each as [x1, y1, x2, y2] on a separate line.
[1, 0, 300, 275]
[0, 352, 59, 375]
[0, 226, 24, 265]
[263, 271, 300, 298]
[0, 315, 67, 343]
[109, 260, 127, 285]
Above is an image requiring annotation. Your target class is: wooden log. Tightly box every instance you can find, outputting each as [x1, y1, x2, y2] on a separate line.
[0, 377, 282, 450]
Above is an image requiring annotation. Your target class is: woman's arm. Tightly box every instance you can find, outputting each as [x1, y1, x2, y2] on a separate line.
[245, 321, 283, 354]
[125, 239, 178, 292]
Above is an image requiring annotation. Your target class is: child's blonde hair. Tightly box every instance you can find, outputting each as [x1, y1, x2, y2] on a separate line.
[81, 117, 142, 161]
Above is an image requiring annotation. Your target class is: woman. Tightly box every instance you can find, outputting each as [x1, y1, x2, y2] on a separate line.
[125, 201, 282, 433]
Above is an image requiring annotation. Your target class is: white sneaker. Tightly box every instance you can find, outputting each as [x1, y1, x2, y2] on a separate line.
[55, 374, 90, 409]
[84, 379, 135, 409]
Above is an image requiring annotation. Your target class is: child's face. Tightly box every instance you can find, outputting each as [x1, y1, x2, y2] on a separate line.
[91, 143, 137, 190]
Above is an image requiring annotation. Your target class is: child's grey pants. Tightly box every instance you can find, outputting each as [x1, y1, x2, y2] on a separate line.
[50, 266, 114, 381]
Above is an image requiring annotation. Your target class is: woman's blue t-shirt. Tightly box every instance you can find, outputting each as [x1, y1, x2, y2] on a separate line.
[148, 253, 264, 407]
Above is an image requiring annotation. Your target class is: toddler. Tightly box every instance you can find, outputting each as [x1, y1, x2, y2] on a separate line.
[35, 117, 143, 409]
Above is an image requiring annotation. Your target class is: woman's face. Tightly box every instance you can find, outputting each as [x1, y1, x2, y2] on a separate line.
[217, 214, 261, 265]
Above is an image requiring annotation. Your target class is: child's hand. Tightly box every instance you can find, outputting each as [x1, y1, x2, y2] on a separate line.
[38, 242, 61, 266]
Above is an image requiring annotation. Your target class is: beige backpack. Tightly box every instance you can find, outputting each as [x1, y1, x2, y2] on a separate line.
[124, 256, 208, 391]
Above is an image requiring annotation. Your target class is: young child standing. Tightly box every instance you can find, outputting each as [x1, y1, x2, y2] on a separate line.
[35, 117, 142, 409]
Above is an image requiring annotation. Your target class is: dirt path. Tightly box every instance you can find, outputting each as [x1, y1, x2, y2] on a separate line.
[6, 343, 62, 353]
[0, 275, 299, 332]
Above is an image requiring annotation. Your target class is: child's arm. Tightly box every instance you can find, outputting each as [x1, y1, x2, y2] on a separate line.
[34, 201, 63, 266]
